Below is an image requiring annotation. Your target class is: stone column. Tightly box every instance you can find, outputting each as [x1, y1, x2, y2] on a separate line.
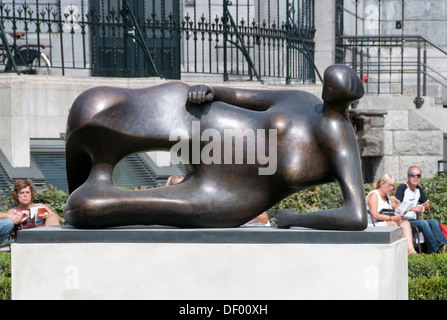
[0, 75, 31, 168]
[314, 0, 336, 83]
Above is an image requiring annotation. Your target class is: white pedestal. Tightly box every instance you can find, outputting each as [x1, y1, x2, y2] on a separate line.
[11, 226, 408, 300]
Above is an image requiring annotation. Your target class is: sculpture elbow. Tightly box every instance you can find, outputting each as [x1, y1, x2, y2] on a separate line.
[342, 203, 368, 231]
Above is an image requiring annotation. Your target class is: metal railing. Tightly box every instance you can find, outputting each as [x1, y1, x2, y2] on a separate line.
[341, 35, 447, 108]
[0, 0, 318, 84]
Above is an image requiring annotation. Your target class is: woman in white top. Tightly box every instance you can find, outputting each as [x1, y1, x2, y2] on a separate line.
[366, 173, 417, 254]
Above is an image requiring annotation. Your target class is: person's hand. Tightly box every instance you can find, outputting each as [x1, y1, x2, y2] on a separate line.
[37, 210, 50, 220]
[412, 205, 425, 214]
[187, 85, 214, 104]
[7, 213, 22, 225]
[391, 214, 403, 221]
[35, 205, 52, 220]
[389, 195, 400, 206]
[389, 195, 401, 211]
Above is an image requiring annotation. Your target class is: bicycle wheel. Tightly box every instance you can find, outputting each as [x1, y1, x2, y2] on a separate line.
[27, 52, 51, 75]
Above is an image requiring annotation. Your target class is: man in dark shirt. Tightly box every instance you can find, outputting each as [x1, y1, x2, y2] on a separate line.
[394, 166, 447, 253]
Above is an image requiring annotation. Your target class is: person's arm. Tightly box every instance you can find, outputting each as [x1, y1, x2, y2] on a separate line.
[388, 195, 401, 211]
[35, 203, 58, 220]
[34, 204, 60, 225]
[421, 200, 430, 211]
[1, 210, 22, 225]
[0, 212, 10, 219]
[418, 186, 430, 211]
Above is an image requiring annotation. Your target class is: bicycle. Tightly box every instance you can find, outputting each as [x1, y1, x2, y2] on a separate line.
[0, 32, 51, 75]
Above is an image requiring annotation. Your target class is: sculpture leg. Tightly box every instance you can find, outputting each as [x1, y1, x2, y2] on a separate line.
[65, 161, 266, 228]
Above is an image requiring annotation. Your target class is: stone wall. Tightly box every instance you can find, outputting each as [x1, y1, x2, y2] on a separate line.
[383, 109, 444, 182]
[354, 97, 445, 183]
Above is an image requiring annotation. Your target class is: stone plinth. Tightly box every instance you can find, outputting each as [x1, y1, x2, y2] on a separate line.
[11, 226, 408, 300]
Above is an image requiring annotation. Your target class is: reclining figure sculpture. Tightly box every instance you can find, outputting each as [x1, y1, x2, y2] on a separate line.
[64, 64, 367, 230]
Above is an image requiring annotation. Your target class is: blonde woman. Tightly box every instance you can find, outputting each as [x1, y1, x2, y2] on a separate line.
[366, 174, 417, 254]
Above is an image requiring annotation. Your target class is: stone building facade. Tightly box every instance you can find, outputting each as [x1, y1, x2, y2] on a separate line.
[352, 95, 444, 182]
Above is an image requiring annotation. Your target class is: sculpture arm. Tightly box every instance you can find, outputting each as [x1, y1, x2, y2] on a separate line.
[187, 85, 275, 111]
[276, 112, 368, 231]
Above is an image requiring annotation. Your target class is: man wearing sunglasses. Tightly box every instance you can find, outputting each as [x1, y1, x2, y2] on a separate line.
[394, 166, 447, 253]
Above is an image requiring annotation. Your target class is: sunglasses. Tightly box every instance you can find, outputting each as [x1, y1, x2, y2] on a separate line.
[409, 173, 422, 178]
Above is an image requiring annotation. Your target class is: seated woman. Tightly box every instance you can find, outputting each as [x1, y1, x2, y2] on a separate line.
[366, 173, 418, 255]
[7, 180, 60, 229]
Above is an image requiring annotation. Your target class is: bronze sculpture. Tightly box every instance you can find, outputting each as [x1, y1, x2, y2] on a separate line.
[65, 64, 367, 230]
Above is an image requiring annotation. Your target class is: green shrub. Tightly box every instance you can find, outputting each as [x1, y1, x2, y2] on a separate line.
[0, 253, 11, 300]
[0, 277, 11, 300]
[0, 189, 14, 212]
[419, 175, 447, 224]
[409, 276, 447, 300]
[0, 253, 11, 278]
[408, 254, 447, 279]
[408, 254, 447, 300]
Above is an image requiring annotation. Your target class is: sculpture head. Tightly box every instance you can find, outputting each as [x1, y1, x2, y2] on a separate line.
[322, 64, 364, 108]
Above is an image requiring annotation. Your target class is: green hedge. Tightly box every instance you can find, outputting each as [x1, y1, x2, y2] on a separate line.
[419, 176, 447, 224]
[408, 252, 447, 278]
[0, 253, 11, 300]
[409, 277, 447, 300]
[408, 254, 447, 300]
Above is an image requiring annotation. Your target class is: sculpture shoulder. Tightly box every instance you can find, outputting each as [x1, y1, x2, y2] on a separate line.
[276, 89, 322, 105]
[268, 89, 322, 114]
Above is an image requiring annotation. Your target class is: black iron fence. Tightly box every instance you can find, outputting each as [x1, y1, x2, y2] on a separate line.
[342, 35, 447, 108]
[0, 0, 318, 84]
